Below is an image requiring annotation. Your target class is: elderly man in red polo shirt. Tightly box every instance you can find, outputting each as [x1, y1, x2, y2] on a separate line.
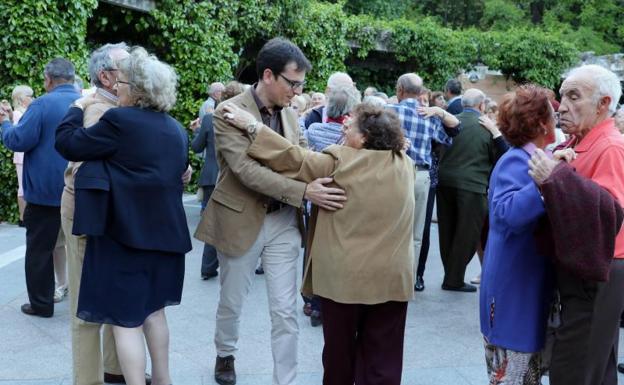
[529, 64, 624, 385]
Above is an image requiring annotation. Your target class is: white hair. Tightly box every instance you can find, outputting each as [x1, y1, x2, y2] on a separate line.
[118, 47, 177, 112]
[462, 88, 486, 108]
[208, 82, 225, 96]
[88, 43, 130, 88]
[11, 85, 33, 110]
[327, 72, 353, 89]
[362, 95, 386, 107]
[326, 85, 361, 118]
[568, 64, 622, 115]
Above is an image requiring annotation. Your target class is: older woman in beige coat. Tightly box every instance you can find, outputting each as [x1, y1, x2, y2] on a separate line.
[223, 102, 415, 385]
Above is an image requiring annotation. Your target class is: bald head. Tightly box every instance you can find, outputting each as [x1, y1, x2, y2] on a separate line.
[396, 73, 423, 101]
[462, 88, 486, 110]
[326, 72, 354, 90]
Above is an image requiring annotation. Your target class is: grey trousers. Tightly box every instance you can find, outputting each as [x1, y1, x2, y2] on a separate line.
[214, 207, 301, 385]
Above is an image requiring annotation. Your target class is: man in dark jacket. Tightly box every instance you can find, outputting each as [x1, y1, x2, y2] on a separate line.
[445, 79, 463, 115]
[436, 88, 506, 292]
[192, 113, 220, 279]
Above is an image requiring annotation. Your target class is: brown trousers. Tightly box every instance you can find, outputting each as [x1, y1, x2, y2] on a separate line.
[62, 214, 122, 384]
[319, 297, 408, 385]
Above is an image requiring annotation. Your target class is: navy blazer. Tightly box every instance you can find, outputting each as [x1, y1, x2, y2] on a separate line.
[55, 106, 192, 254]
[191, 114, 219, 187]
[446, 97, 463, 115]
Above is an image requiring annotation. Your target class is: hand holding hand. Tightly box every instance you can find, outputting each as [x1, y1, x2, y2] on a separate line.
[553, 148, 576, 163]
[304, 177, 347, 211]
[528, 148, 559, 185]
[222, 103, 256, 130]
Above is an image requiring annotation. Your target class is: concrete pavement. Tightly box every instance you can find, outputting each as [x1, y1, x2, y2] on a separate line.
[0, 196, 621, 384]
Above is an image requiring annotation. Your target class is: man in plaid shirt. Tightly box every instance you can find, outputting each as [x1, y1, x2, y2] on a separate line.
[387, 73, 460, 290]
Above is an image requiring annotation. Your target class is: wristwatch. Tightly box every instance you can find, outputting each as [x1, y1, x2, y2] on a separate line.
[246, 121, 259, 135]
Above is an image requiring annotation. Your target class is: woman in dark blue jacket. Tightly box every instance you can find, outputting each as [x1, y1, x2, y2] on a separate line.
[56, 47, 191, 385]
[480, 84, 558, 384]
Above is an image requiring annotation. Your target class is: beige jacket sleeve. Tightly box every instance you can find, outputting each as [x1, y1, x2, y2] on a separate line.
[247, 126, 337, 183]
[213, 108, 307, 207]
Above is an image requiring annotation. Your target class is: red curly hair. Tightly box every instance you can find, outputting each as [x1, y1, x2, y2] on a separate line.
[497, 84, 553, 147]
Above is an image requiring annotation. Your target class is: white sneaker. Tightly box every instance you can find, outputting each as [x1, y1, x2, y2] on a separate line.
[470, 274, 481, 285]
[54, 285, 68, 303]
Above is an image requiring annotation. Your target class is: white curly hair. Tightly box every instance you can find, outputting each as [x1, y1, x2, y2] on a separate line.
[118, 47, 177, 112]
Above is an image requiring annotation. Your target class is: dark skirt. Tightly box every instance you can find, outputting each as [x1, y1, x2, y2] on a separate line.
[77, 234, 185, 327]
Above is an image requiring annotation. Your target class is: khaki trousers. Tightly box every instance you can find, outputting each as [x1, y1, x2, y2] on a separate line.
[215, 206, 301, 385]
[61, 214, 122, 385]
[413, 170, 431, 281]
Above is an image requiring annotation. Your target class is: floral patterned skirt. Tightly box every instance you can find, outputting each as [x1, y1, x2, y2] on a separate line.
[484, 339, 544, 385]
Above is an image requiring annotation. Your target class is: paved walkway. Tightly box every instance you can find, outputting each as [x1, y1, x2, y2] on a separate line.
[0, 196, 622, 384]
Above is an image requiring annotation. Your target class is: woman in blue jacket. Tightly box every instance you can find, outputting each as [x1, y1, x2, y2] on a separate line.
[56, 47, 191, 385]
[480, 84, 558, 384]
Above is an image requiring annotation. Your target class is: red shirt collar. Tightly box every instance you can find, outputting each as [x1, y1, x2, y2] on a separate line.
[574, 118, 617, 153]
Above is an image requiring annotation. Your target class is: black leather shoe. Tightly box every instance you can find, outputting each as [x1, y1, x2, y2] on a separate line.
[20, 303, 52, 318]
[255, 266, 264, 275]
[215, 355, 236, 385]
[104, 372, 152, 384]
[441, 283, 477, 292]
[414, 276, 425, 292]
[618, 363, 624, 374]
[201, 271, 218, 280]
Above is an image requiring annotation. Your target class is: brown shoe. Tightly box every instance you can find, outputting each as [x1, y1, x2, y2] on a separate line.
[104, 372, 152, 384]
[215, 355, 236, 385]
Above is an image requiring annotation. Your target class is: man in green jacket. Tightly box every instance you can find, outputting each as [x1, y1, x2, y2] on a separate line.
[437, 88, 507, 292]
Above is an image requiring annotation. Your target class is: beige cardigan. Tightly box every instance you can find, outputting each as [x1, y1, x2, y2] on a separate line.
[248, 127, 415, 304]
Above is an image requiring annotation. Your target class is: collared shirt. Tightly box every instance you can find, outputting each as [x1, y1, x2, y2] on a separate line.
[250, 84, 286, 211]
[97, 87, 118, 104]
[251, 85, 283, 136]
[386, 98, 451, 166]
[568, 118, 624, 258]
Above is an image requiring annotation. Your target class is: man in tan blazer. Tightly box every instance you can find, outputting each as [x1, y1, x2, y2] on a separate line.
[195, 38, 346, 385]
[60, 43, 149, 385]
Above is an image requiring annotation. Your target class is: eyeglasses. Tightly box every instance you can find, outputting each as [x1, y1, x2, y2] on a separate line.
[115, 80, 131, 87]
[278, 73, 306, 90]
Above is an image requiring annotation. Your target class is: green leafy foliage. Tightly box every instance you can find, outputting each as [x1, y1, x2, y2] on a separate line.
[0, 0, 583, 221]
